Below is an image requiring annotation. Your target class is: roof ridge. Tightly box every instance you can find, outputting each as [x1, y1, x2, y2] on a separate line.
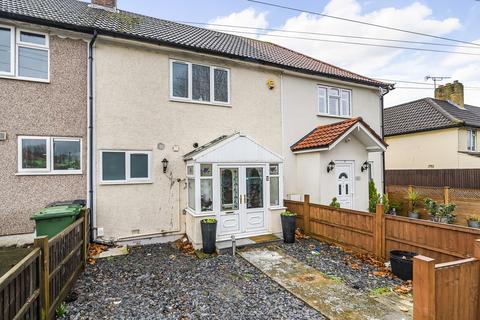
[426, 98, 464, 125]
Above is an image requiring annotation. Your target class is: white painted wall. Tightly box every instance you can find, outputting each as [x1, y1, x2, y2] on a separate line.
[282, 73, 383, 210]
[94, 39, 282, 241]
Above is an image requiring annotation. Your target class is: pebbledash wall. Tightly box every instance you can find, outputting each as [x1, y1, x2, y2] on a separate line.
[93, 37, 283, 242]
[0, 33, 88, 239]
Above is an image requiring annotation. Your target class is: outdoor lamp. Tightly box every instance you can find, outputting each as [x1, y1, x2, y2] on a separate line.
[361, 161, 369, 172]
[162, 158, 169, 173]
[327, 161, 335, 173]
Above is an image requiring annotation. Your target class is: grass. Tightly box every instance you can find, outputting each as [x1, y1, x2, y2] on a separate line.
[369, 287, 391, 297]
[56, 302, 67, 318]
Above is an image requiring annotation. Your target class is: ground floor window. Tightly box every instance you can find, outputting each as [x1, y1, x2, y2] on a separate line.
[18, 136, 81, 174]
[100, 150, 151, 183]
[269, 164, 280, 206]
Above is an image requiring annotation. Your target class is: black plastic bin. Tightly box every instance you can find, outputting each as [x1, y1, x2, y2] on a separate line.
[390, 250, 417, 281]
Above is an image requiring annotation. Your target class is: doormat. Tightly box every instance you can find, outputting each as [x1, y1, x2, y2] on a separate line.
[249, 234, 280, 244]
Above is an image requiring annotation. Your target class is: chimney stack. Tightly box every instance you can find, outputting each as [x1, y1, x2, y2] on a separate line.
[91, 0, 117, 10]
[434, 80, 464, 108]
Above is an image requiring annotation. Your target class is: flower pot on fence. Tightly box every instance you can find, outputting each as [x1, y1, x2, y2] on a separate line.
[408, 211, 419, 219]
[431, 216, 448, 224]
[390, 250, 416, 281]
[200, 219, 217, 254]
[281, 214, 296, 243]
[467, 220, 480, 228]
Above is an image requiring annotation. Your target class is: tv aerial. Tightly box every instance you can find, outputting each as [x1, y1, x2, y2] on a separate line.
[425, 76, 451, 89]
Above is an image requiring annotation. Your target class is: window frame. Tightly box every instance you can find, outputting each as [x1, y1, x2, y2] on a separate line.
[170, 59, 230, 106]
[199, 164, 214, 213]
[17, 136, 82, 175]
[100, 150, 152, 184]
[318, 85, 352, 118]
[467, 129, 477, 151]
[15, 28, 50, 82]
[0, 24, 15, 76]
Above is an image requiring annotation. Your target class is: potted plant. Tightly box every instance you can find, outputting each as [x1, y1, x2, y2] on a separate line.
[200, 218, 217, 254]
[424, 198, 439, 221]
[467, 215, 480, 228]
[437, 203, 456, 224]
[388, 201, 403, 216]
[330, 197, 340, 208]
[406, 190, 420, 219]
[280, 210, 297, 243]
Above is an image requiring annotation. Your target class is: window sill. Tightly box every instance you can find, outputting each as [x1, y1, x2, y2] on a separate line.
[185, 209, 216, 217]
[99, 180, 153, 185]
[170, 98, 231, 108]
[269, 206, 287, 211]
[0, 74, 50, 83]
[16, 171, 83, 176]
[317, 113, 351, 120]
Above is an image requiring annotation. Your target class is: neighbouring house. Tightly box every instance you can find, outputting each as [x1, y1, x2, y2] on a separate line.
[385, 81, 480, 170]
[0, 8, 89, 245]
[0, 0, 391, 247]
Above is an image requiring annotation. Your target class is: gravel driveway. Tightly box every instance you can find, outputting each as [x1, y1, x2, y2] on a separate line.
[65, 243, 325, 320]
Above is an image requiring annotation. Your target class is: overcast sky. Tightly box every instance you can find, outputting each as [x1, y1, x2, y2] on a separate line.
[118, 0, 480, 107]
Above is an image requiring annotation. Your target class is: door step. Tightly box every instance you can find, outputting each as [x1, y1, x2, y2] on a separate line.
[217, 234, 281, 254]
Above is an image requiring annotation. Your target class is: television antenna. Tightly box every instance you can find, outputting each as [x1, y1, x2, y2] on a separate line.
[425, 76, 451, 89]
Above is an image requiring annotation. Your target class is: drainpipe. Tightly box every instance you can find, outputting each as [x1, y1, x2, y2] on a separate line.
[379, 85, 393, 194]
[88, 30, 98, 242]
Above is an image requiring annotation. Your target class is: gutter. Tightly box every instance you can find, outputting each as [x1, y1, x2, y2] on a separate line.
[88, 30, 98, 242]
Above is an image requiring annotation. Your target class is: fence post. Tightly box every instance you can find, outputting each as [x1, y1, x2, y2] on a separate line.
[374, 203, 385, 258]
[34, 236, 49, 320]
[413, 255, 436, 320]
[82, 209, 89, 265]
[443, 186, 450, 204]
[303, 194, 311, 235]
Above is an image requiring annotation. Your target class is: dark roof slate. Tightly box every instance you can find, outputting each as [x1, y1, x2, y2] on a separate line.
[384, 98, 480, 136]
[0, 0, 389, 88]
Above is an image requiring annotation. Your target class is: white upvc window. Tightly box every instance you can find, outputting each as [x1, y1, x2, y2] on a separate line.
[170, 59, 230, 105]
[0, 24, 49, 81]
[186, 165, 196, 210]
[467, 129, 477, 151]
[269, 164, 281, 207]
[18, 136, 82, 174]
[100, 150, 152, 184]
[318, 85, 352, 117]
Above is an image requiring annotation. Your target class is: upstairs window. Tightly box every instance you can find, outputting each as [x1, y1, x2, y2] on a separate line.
[318, 85, 352, 117]
[170, 60, 230, 104]
[467, 129, 477, 151]
[0, 25, 49, 81]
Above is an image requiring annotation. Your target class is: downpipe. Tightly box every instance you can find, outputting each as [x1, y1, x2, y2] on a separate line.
[88, 30, 98, 242]
[378, 85, 393, 194]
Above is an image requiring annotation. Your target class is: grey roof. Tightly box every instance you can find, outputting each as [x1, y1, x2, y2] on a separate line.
[0, 0, 389, 88]
[384, 98, 480, 136]
[183, 134, 232, 161]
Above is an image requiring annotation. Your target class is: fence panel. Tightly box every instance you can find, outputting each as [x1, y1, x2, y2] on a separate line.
[385, 169, 480, 189]
[0, 249, 41, 320]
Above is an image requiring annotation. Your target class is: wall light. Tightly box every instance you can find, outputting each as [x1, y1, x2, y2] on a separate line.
[327, 161, 335, 173]
[162, 158, 169, 173]
[361, 161, 369, 172]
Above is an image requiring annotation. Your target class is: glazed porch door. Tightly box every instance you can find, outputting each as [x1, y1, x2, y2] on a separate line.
[335, 162, 354, 209]
[218, 165, 267, 237]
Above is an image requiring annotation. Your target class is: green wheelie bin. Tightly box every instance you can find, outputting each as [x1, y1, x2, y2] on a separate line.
[31, 204, 83, 239]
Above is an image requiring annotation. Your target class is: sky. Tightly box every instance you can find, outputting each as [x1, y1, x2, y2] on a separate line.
[117, 0, 480, 107]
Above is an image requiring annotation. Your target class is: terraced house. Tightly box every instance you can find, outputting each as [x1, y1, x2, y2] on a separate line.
[0, 0, 391, 248]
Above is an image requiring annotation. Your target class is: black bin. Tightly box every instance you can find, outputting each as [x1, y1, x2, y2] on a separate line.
[390, 250, 416, 281]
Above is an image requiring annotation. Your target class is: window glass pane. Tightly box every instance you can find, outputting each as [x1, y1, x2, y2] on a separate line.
[18, 47, 48, 79]
[22, 139, 47, 169]
[53, 140, 80, 171]
[201, 179, 213, 211]
[192, 64, 210, 102]
[214, 68, 228, 102]
[130, 153, 149, 178]
[20, 31, 46, 45]
[246, 167, 263, 209]
[0, 27, 11, 73]
[270, 176, 279, 206]
[221, 168, 239, 211]
[329, 97, 339, 115]
[188, 178, 195, 210]
[341, 90, 351, 116]
[318, 87, 327, 113]
[200, 164, 212, 177]
[172, 62, 188, 98]
[102, 152, 125, 181]
[269, 164, 279, 175]
[329, 88, 340, 97]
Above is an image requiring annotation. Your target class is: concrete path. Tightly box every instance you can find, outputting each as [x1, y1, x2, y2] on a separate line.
[239, 246, 412, 320]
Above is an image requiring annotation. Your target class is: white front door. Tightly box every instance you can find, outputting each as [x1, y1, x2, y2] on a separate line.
[217, 165, 267, 238]
[335, 162, 354, 209]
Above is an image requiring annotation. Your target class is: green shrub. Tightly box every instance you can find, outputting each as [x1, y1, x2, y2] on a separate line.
[329, 197, 340, 208]
[202, 218, 217, 224]
[281, 210, 297, 217]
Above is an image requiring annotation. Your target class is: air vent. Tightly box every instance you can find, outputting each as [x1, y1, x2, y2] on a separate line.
[0, 132, 6, 141]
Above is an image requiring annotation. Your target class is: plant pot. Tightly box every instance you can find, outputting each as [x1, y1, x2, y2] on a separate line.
[281, 215, 296, 243]
[390, 250, 416, 281]
[408, 211, 419, 219]
[200, 219, 217, 254]
[431, 216, 448, 223]
[468, 220, 480, 228]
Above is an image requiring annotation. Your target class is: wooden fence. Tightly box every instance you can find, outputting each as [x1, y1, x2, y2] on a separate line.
[285, 196, 480, 319]
[0, 209, 89, 320]
[387, 184, 480, 227]
[385, 169, 480, 189]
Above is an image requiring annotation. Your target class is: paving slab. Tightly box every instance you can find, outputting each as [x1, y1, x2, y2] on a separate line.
[95, 246, 129, 259]
[239, 245, 412, 320]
